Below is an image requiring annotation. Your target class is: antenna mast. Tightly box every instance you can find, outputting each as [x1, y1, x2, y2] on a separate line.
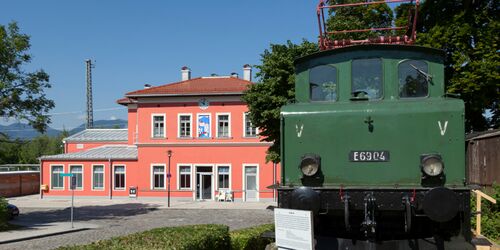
[85, 59, 95, 129]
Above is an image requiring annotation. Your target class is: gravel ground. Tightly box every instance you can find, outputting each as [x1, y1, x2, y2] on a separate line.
[2, 204, 274, 250]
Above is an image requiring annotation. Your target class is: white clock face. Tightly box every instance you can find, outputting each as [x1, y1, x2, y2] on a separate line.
[198, 98, 209, 110]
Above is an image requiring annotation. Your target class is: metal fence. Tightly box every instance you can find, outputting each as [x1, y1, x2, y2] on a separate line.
[0, 164, 40, 172]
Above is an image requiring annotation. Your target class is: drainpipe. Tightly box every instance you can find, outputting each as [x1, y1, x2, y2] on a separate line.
[273, 161, 276, 202]
[109, 158, 113, 200]
[40, 159, 43, 199]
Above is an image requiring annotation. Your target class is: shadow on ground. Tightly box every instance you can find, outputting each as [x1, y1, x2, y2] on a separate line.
[10, 203, 160, 229]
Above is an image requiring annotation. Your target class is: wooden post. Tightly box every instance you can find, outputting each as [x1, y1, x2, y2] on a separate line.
[473, 190, 497, 236]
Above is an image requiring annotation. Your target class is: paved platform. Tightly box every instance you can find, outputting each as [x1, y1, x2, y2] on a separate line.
[8, 194, 276, 210]
[0, 220, 99, 244]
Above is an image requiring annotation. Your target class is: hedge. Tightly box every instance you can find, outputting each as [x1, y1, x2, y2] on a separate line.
[230, 224, 274, 250]
[0, 197, 8, 231]
[59, 224, 231, 250]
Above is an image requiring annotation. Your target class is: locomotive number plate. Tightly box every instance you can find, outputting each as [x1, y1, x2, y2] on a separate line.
[349, 151, 390, 162]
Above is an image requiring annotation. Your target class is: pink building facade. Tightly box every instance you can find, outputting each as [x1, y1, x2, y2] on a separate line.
[40, 66, 279, 201]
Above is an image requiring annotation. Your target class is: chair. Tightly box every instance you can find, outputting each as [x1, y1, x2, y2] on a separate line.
[225, 190, 234, 202]
[217, 190, 226, 202]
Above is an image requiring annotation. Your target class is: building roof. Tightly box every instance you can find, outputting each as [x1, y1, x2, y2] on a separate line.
[64, 129, 128, 142]
[466, 128, 500, 141]
[40, 145, 137, 161]
[125, 76, 252, 97]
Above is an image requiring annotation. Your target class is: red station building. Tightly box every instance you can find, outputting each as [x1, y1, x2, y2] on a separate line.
[40, 65, 279, 202]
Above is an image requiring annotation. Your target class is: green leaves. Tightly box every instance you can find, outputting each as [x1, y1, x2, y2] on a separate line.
[417, 0, 500, 131]
[0, 21, 54, 133]
[243, 40, 318, 162]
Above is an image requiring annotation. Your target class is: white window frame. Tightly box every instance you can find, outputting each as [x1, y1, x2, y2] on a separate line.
[216, 164, 232, 191]
[150, 164, 167, 190]
[69, 164, 84, 191]
[113, 165, 126, 191]
[91, 164, 105, 191]
[50, 164, 65, 190]
[216, 113, 231, 138]
[196, 113, 212, 138]
[151, 113, 166, 138]
[177, 113, 193, 138]
[243, 112, 259, 137]
[242, 164, 260, 202]
[177, 164, 193, 190]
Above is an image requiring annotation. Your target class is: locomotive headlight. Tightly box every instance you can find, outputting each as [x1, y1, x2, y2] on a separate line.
[300, 154, 321, 177]
[421, 155, 444, 176]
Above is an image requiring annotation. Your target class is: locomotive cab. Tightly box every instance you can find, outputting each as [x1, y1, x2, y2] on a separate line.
[278, 44, 471, 244]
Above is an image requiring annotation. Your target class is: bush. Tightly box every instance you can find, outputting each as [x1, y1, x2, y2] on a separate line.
[472, 185, 500, 244]
[230, 224, 274, 250]
[59, 224, 231, 250]
[0, 197, 8, 230]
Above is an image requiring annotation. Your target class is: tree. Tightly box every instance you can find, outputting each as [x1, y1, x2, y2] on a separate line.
[416, 0, 500, 131]
[0, 22, 54, 133]
[243, 40, 318, 162]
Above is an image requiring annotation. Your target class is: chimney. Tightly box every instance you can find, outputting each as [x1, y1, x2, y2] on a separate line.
[230, 72, 239, 78]
[181, 66, 191, 81]
[243, 64, 252, 81]
[144, 84, 152, 89]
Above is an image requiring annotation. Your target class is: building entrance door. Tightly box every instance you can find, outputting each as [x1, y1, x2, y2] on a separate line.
[245, 166, 258, 201]
[196, 166, 213, 200]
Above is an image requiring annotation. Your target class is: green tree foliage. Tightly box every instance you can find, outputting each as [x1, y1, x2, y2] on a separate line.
[417, 0, 500, 131]
[242, 41, 318, 162]
[0, 131, 67, 164]
[325, 0, 394, 40]
[0, 22, 54, 133]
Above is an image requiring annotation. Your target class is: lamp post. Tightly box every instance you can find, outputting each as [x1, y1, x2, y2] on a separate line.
[167, 150, 172, 207]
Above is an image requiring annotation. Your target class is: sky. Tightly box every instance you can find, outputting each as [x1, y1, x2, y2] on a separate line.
[1, 1, 319, 130]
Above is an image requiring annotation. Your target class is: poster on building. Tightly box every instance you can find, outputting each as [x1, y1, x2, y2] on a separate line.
[198, 114, 211, 138]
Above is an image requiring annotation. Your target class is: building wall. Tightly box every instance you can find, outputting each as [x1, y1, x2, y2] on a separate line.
[467, 135, 500, 187]
[0, 172, 40, 197]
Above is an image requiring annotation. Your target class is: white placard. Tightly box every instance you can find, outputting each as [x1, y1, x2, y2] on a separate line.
[274, 208, 314, 250]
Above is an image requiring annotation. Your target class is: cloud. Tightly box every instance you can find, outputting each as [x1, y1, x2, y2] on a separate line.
[109, 115, 117, 120]
[77, 114, 86, 120]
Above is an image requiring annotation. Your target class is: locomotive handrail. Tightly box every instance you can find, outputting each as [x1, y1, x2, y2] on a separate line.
[317, 0, 419, 50]
[472, 189, 497, 236]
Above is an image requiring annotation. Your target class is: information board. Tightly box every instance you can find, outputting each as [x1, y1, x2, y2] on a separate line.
[274, 208, 314, 250]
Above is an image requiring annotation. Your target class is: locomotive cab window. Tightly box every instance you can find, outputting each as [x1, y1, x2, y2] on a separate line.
[399, 60, 429, 98]
[309, 65, 338, 102]
[351, 59, 382, 100]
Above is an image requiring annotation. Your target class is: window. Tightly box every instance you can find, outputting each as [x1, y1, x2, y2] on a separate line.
[352, 59, 383, 100]
[51, 165, 64, 189]
[152, 165, 165, 189]
[244, 113, 257, 137]
[92, 165, 104, 190]
[70, 165, 83, 189]
[179, 165, 191, 189]
[218, 166, 230, 189]
[152, 115, 165, 138]
[114, 166, 125, 190]
[309, 65, 338, 101]
[398, 60, 429, 98]
[217, 114, 230, 138]
[197, 114, 211, 138]
[179, 114, 191, 137]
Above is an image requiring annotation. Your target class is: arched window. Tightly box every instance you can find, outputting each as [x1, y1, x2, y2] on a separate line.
[309, 65, 338, 102]
[351, 59, 383, 100]
[398, 60, 429, 98]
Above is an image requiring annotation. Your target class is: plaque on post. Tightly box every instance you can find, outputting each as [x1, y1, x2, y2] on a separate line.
[274, 208, 314, 250]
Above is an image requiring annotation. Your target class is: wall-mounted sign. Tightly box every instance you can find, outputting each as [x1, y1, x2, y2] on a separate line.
[198, 114, 211, 138]
[129, 186, 137, 198]
[274, 208, 314, 250]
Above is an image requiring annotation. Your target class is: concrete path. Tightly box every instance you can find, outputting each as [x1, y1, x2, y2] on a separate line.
[8, 194, 276, 210]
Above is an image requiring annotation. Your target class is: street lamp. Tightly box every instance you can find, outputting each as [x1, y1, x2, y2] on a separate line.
[167, 150, 172, 207]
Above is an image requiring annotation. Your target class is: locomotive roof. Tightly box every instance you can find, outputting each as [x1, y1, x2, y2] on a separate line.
[294, 44, 445, 65]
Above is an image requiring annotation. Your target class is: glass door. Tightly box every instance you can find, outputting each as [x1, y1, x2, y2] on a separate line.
[245, 166, 258, 201]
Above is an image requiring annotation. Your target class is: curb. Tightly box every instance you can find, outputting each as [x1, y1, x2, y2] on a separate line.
[0, 227, 91, 245]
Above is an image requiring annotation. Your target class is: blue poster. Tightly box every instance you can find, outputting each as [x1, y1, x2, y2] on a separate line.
[198, 115, 210, 138]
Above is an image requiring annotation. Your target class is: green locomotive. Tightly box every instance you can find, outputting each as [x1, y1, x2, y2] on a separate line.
[277, 44, 472, 244]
